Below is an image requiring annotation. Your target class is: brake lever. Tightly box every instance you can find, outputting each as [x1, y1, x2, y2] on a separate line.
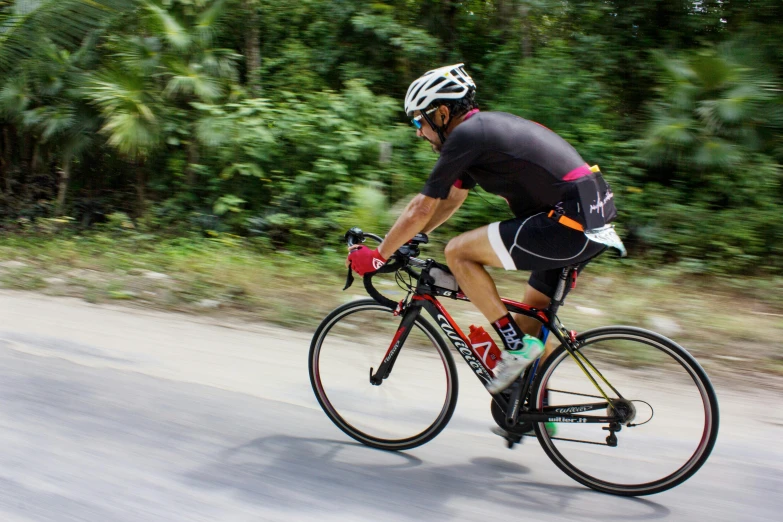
[343, 266, 354, 290]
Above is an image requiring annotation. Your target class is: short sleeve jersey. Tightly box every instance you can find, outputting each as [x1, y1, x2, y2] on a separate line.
[421, 112, 607, 222]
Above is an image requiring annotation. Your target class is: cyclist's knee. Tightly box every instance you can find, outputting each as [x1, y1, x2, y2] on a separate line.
[446, 230, 498, 267]
[444, 237, 461, 265]
[524, 285, 551, 308]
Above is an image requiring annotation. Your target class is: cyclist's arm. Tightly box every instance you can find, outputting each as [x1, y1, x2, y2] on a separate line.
[422, 185, 469, 234]
[377, 194, 439, 260]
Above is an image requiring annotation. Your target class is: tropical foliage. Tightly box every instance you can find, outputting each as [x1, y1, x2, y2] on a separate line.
[1, 0, 781, 273]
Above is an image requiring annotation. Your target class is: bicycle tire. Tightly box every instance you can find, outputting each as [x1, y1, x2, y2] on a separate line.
[531, 326, 719, 496]
[309, 299, 459, 451]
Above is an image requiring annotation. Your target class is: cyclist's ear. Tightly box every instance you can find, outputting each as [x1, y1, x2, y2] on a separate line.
[439, 105, 449, 124]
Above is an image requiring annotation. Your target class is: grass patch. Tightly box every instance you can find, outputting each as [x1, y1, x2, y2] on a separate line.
[0, 231, 348, 324]
[0, 268, 47, 291]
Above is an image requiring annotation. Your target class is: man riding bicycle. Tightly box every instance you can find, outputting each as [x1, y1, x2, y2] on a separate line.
[347, 63, 617, 394]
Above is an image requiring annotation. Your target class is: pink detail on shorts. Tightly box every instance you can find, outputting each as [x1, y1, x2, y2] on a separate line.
[463, 108, 480, 120]
[453, 179, 464, 188]
[562, 164, 592, 181]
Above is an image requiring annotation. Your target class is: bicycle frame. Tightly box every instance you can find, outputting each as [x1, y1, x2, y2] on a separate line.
[344, 227, 626, 428]
[370, 290, 621, 427]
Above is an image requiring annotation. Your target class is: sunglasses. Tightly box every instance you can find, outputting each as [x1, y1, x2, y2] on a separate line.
[411, 107, 438, 129]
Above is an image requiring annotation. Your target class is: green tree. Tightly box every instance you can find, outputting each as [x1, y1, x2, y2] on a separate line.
[641, 44, 782, 175]
[0, 0, 138, 72]
[634, 43, 783, 271]
[82, 0, 238, 213]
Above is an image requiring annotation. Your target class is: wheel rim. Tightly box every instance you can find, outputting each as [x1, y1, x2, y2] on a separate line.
[312, 304, 454, 446]
[535, 331, 717, 493]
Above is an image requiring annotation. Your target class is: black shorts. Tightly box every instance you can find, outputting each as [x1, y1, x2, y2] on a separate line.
[488, 213, 606, 297]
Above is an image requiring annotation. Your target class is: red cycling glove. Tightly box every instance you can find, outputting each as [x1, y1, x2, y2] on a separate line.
[347, 246, 387, 276]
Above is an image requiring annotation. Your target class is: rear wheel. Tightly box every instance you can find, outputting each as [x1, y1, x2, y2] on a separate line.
[531, 326, 719, 496]
[309, 299, 459, 451]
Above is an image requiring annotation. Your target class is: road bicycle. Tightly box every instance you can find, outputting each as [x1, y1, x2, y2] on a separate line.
[309, 227, 719, 496]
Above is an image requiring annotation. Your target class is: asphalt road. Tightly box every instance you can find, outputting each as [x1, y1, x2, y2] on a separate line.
[0, 290, 781, 521]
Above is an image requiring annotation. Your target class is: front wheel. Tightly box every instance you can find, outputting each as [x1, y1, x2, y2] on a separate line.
[531, 326, 719, 496]
[309, 299, 459, 451]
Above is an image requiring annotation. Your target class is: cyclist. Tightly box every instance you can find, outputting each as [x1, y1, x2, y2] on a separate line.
[347, 63, 617, 395]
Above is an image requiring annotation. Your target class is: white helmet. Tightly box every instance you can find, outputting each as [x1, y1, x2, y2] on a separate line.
[404, 63, 476, 117]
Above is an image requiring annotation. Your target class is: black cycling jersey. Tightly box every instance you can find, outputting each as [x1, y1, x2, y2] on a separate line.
[421, 111, 616, 228]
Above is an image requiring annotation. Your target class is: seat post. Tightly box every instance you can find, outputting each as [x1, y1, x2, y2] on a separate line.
[548, 266, 577, 317]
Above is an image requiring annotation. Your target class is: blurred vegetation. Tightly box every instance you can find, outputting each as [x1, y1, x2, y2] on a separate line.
[1, 0, 782, 275]
[2, 229, 782, 382]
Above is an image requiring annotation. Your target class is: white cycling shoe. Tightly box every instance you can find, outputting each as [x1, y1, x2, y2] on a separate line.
[486, 338, 544, 395]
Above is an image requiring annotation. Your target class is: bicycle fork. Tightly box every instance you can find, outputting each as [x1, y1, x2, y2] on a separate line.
[369, 304, 422, 385]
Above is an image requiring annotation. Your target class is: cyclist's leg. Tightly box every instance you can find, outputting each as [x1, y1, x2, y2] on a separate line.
[513, 284, 550, 338]
[445, 226, 545, 392]
[485, 212, 605, 343]
[526, 269, 579, 359]
[444, 215, 601, 325]
[443, 225, 508, 323]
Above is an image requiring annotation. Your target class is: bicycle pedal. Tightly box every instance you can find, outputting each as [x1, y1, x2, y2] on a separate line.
[491, 426, 523, 448]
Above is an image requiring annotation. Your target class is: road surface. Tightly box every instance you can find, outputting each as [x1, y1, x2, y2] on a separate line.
[0, 291, 781, 521]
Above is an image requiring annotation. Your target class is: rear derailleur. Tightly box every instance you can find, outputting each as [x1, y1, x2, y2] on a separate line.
[602, 398, 636, 447]
[602, 422, 621, 447]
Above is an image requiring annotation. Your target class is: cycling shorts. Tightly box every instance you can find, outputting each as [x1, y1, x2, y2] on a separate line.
[487, 212, 606, 297]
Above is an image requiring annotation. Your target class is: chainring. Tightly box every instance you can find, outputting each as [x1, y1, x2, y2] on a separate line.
[490, 398, 533, 435]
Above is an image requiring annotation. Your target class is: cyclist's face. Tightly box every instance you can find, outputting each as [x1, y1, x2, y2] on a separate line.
[413, 107, 446, 153]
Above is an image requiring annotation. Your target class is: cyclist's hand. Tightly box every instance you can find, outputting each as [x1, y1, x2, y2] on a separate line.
[346, 245, 387, 276]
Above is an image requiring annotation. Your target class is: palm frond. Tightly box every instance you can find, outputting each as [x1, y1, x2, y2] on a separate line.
[163, 60, 221, 101]
[692, 138, 744, 170]
[82, 68, 159, 158]
[199, 48, 240, 80]
[102, 111, 156, 156]
[22, 104, 76, 141]
[690, 52, 735, 92]
[0, 0, 140, 73]
[194, 0, 226, 47]
[109, 35, 162, 75]
[0, 74, 32, 116]
[648, 115, 696, 146]
[143, 1, 190, 51]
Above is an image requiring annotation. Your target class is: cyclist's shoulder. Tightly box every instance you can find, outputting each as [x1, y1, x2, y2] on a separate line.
[470, 111, 534, 123]
[459, 110, 526, 127]
[460, 111, 548, 138]
[446, 112, 544, 153]
[448, 111, 513, 142]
